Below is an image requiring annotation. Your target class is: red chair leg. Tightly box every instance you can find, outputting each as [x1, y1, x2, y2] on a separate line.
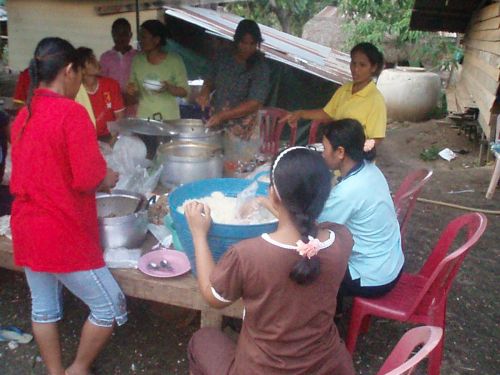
[346, 302, 367, 354]
[427, 334, 444, 375]
[360, 315, 371, 333]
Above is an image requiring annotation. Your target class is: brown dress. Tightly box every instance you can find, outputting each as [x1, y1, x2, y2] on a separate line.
[188, 222, 355, 375]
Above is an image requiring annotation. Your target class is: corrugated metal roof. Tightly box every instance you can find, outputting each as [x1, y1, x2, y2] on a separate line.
[164, 6, 351, 85]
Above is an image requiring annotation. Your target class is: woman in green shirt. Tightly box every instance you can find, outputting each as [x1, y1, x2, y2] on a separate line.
[127, 20, 189, 120]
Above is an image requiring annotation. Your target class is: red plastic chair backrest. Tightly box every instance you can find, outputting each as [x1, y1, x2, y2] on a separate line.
[407, 213, 487, 316]
[258, 107, 297, 156]
[393, 169, 433, 251]
[377, 326, 443, 375]
[307, 119, 331, 144]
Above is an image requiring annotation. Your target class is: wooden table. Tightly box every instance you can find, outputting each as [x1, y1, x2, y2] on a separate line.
[0, 236, 243, 328]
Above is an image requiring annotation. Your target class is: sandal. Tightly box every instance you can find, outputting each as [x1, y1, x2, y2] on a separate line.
[0, 326, 33, 344]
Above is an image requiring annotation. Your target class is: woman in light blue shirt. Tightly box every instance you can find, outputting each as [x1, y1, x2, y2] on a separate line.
[319, 119, 404, 312]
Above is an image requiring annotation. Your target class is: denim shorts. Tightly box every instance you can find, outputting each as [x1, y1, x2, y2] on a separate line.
[24, 266, 128, 328]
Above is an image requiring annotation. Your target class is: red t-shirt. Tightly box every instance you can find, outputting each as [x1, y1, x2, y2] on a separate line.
[10, 89, 107, 272]
[88, 76, 124, 137]
[13, 68, 30, 104]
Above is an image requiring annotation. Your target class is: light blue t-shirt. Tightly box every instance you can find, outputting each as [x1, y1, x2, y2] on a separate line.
[319, 161, 404, 287]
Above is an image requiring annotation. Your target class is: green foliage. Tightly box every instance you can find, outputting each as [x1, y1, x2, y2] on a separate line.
[420, 146, 440, 161]
[226, 0, 335, 36]
[338, 0, 456, 69]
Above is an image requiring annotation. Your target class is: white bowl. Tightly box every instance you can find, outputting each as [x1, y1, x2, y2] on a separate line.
[143, 80, 163, 91]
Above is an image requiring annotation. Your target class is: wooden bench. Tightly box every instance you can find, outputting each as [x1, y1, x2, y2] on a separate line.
[0, 236, 244, 328]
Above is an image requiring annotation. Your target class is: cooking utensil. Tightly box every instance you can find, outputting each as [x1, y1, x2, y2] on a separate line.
[157, 142, 223, 187]
[96, 190, 149, 249]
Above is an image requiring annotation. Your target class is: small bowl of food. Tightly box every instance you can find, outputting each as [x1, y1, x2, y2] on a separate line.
[143, 79, 163, 92]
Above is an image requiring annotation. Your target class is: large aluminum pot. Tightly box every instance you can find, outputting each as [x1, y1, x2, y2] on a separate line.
[96, 190, 148, 249]
[157, 142, 223, 187]
[163, 119, 222, 147]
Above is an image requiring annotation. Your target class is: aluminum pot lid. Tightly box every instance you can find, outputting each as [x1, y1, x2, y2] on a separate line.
[109, 118, 178, 136]
[163, 119, 221, 136]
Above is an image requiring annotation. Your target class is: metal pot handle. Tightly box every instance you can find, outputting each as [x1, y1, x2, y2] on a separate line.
[151, 112, 163, 121]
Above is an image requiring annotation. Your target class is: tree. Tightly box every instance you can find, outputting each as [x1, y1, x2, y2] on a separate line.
[226, 0, 335, 36]
[337, 0, 456, 68]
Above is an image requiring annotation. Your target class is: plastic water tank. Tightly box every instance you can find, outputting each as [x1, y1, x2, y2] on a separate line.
[377, 67, 441, 122]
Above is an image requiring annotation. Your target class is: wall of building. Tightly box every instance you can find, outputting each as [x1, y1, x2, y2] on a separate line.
[6, 0, 159, 70]
[459, 1, 499, 139]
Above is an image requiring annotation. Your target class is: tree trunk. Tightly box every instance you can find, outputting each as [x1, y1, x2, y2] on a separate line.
[269, 0, 293, 34]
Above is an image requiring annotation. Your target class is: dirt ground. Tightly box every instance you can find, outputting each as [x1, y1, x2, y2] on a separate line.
[0, 72, 499, 373]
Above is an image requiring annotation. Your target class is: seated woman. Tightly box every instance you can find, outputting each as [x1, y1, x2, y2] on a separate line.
[281, 42, 386, 144]
[320, 119, 404, 310]
[76, 47, 125, 142]
[184, 147, 355, 375]
[197, 19, 270, 171]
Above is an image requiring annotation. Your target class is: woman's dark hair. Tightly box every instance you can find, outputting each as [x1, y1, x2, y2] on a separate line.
[75, 47, 94, 70]
[233, 19, 264, 71]
[112, 18, 131, 33]
[323, 119, 377, 162]
[270, 147, 332, 285]
[23, 37, 78, 136]
[350, 42, 384, 77]
[141, 19, 169, 47]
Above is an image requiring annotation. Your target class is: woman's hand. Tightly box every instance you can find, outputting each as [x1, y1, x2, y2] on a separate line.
[126, 82, 138, 96]
[98, 168, 119, 192]
[196, 92, 210, 111]
[279, 110, 303, 124]
[185, 202, 212, 238]
[205, 112, 225, 128]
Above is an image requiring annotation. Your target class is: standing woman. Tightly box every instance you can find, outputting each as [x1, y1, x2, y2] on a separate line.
[10, 37, 127, 375]
[197, 19, 271, 170]
[127, 20, 189, 120]
[282, 43, 386, 143]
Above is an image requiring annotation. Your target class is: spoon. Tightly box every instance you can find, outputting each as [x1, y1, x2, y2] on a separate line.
[147, 262, 159, 270]
[159, 259, 173, 271]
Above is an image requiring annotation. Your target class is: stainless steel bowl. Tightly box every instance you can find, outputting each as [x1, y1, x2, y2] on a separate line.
[96, 190, 148, 249]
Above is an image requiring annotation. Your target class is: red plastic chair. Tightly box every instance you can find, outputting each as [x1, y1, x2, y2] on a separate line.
[346, 212, 487, 375]
[393, 169, 433, 251]
[258, 107, 297, 156]
[307, 119, 331, 144]
[377, 326, 443, 375]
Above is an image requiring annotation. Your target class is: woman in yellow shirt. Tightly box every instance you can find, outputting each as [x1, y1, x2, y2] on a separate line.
[282, 43, 386, 143]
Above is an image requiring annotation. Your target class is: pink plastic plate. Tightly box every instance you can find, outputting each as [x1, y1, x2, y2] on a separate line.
[138, 249, 191, 278]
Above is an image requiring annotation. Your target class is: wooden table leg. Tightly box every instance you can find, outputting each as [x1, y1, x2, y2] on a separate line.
[200, 309, 223, 328]
[486, 154, 500, 199]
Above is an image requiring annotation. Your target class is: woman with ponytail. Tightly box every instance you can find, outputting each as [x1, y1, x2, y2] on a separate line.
[320, 119, 404, 313]
[184, 147, 354, 375]
[10, 37, 127, 375]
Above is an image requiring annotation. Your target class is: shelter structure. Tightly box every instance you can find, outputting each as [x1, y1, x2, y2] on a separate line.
[411, 0, 499, 141]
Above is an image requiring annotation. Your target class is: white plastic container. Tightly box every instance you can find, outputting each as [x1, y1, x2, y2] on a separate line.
[377, 67, 441, 122]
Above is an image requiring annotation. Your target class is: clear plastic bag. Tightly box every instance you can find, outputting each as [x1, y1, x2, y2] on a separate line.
[235, 181, 259, 221]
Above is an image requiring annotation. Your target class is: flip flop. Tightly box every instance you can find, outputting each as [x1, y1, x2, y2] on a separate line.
[0, 326, 33, 344]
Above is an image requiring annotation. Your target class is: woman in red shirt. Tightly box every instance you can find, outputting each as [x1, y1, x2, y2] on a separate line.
[10, 37, 126, 375]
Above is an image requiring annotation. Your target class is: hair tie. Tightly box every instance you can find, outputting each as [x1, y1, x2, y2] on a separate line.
[363, 139, 375, 152]
[271, 146, 308, 201]
[296, 236, 321, 259]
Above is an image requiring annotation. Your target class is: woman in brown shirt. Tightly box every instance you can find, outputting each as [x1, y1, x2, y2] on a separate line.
[185, 146, 355, 375]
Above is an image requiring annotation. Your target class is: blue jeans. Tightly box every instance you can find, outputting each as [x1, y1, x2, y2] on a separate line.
[24, 267, 128, 328]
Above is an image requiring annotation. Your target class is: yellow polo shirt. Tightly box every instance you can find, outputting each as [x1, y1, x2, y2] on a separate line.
[323, 81, 387, 139]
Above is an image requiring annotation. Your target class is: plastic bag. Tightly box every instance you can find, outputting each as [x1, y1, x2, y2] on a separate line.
[235, 181, 259, 221]
[104, 135, 162, 195]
